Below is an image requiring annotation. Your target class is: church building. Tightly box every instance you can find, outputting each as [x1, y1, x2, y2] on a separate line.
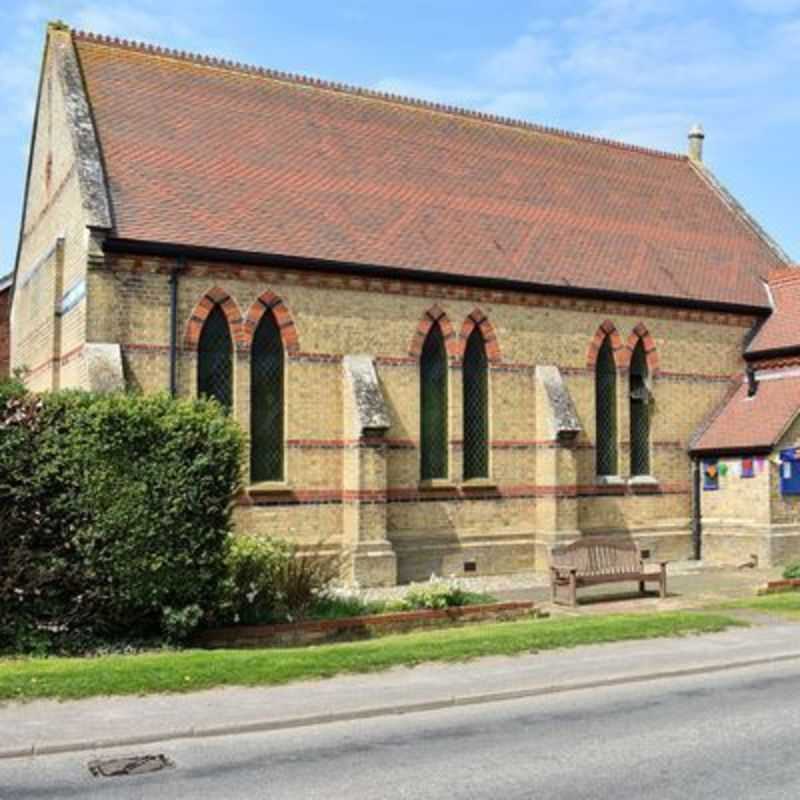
[7, 23, 799, 585]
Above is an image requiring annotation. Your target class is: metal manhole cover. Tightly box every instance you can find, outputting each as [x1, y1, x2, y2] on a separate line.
[88, 754, 174, 777]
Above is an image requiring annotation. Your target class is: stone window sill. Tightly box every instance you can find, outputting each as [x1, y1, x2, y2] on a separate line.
[628, 475, 659, 487]
[461, 478, 498, 489]
[418, 479, 457, 490]
[595, 475, 625, 486]
[248, 481, 291, 495]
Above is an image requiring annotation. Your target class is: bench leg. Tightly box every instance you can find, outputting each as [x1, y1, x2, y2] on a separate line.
[639, 580, 645, 595]
[659, 564, 667, 599]
[569, 571, 577, 607]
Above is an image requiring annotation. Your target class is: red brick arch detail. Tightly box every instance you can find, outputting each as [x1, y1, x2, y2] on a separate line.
[409, 305, 459, 360]
[625, 323, 660, 375]
[184, 287, 245, 351]
[586, 319, 625, 370]
[458, 308, 501, 363]
[244, 290, 300, 353]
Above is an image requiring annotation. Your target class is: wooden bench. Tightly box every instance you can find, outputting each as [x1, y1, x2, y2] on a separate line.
[550, 537, 667, 607]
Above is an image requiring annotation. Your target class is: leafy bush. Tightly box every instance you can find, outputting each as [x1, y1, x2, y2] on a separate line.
[0, 388, 244, 654]
[783, 562, 800, 580]
[220, 536, 342, 624]
[393, 578, 496, 611]
[162, 604, 205, 643]
[220, 535, 293, 624]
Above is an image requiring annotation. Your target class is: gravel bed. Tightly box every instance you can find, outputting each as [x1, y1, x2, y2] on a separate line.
[349, 561, 730, 603]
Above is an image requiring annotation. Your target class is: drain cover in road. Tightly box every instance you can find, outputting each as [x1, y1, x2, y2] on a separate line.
[88, 754, 174, 777]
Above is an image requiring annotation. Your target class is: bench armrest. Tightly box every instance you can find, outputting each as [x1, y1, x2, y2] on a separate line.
[550, 565, 577, 577]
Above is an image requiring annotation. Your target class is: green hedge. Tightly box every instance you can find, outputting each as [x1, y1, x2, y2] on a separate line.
[0, 381, 244, 653]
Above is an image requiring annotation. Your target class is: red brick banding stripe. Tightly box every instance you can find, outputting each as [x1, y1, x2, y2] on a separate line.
[586, 319, 626, 369]
[458, 307, 501, 363]
[243, 290, 300, 353]
[409, 305, 459, 359]
[184, 286, 245, 351]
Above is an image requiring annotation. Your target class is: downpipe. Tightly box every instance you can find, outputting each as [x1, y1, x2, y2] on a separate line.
[168, 256, 186, 397]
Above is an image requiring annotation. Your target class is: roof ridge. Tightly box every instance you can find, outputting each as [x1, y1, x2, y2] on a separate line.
[71, 28, 686, 163]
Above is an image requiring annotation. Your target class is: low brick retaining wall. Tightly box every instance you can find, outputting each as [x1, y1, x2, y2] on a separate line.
[193, 602, 541, 649]
[759, 579, 800, 595]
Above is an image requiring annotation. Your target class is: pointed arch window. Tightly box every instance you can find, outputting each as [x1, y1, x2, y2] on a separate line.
[463, 327, 489, 480]
[250, 310, 284, 482]
[420, 325, 448, 480]
[629, 340, 651, 476]
[197, 304, 233, 412]
[595, 336, 618, 476]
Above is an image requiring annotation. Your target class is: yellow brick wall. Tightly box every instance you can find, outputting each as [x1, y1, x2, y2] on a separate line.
[12, 37, 91, 392]
[85, 254, 755, 582]
[697, 456, 769, 564]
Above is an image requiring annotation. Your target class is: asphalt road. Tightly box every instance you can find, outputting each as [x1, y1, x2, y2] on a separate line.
[3, 659, 800, 799]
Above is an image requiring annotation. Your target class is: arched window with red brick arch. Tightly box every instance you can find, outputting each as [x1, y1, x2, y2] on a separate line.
[420, 323, 449, 481]
[250, 308, 284, 482]
[197, 304, 233, 412]
[629, 338, 651, 476]
[595, 335, 619, 477]
[462, 326, 489, 480]
[188, 288, 243, 411]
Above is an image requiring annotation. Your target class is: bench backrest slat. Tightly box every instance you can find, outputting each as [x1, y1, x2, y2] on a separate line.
[551, 537, 641, 576]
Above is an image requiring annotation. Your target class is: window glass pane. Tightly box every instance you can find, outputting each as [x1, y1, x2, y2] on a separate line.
[595, 336, 618, 476]
[250, 311, 284, 482]
[420, 325, 448, 480]
[463, 327, 489, 480]
[630, 341, 650, 476]
[197, 304, 232, 412]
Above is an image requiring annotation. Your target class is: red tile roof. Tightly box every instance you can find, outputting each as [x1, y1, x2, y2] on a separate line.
[72, 32, 786, 309]
[691, 375, 800, 453]
[746, 267, 800, 357]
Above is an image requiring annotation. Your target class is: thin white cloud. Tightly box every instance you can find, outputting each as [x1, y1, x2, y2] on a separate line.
[482, 34, 556, 85]
[374, 0, 800, 154]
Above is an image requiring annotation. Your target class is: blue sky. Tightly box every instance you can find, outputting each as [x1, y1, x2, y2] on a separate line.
[0, 0, 798, 278]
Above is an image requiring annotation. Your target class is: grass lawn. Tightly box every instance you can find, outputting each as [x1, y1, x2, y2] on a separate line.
[720, 591, 800, 619]
[0, 610, 741, 703]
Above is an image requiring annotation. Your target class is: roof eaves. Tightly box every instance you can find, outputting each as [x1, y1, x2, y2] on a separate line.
[0, 274, 11, 293]
[102, 236, 773, 316]
[745, 343, 800, 362]
[690, 443, 774, 457]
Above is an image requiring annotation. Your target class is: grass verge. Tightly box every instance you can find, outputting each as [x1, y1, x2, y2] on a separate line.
[0, 611, 741, 703]
[719, 591, 800, 619]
